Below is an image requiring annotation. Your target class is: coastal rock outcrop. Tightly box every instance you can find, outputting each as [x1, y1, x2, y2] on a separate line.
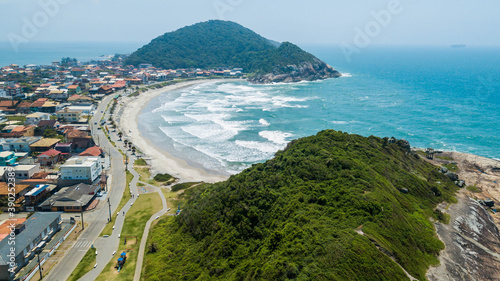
[427, 194, 500, 280]
[248, 59, 341, 84]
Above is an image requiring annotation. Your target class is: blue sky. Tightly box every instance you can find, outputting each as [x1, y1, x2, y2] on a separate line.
[1, 0, 499, 46]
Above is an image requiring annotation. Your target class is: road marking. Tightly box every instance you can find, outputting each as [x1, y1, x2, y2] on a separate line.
[72, 240, 92, 248]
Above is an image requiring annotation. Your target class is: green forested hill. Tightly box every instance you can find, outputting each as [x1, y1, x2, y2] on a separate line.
[144, 130, 457, 280]
[124, 20, 340, 83]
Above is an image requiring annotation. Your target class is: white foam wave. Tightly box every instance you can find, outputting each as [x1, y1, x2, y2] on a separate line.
[259, 119, 270, 126]
[235, 140, 283, 153]
[259, 131, 293, 144]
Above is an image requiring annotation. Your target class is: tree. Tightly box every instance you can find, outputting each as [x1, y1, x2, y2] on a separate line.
[61, 57, 77, 67]
[148, 242, 159, 253]
[43, 128, 59, 138]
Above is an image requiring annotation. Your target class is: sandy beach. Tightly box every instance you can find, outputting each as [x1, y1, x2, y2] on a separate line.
[118, 79, 230, 183]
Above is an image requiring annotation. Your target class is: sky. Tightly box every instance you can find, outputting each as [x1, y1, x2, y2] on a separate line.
[0, 0, 499, 47]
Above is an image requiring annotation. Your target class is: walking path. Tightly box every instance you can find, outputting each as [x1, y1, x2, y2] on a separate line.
[133, 181, 168, 281]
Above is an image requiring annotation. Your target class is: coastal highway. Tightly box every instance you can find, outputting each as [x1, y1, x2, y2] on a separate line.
[45, 93, 128, 281]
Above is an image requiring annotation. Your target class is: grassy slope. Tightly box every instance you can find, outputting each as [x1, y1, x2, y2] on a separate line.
[143, 130, 458, 281]
[67, 247, 96, 281]
[96, 192, 162, 281]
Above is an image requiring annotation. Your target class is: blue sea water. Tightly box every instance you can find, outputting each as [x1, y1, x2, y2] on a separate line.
[0, 41, 144, 66]
[139, 46, 500, 175]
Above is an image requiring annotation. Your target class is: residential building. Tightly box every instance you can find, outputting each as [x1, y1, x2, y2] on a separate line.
[56, 107, 81, 123]
[29, 138, 61, 152]
[71, 68, 86, 77]
[40, 100, 60, 113]
[37, 183, 100, 212]
[67, 94, 92, 103]
[26, 112, 51, 125]
[24, 184, 56, 211]
[65, 129, 89, 142]
[60, 156, 102, 182]
[0, 182, 30, 212]
[0, 212, 62, 280]
[79, 146, 104, 157]
[6, 164, 41, 180]
[72, 137, 94, 152]
[0, 151, 17, 166]
[37, 120, 59, 130]
[67, 85, 81, 94]
[54, 143, 72, 154]
[0, 125, 35, 138]
[0, 218, 26, 242]
[2, 136, 42, 152]
[0, 100, 20, 115]
[37, 149, 61, 166]
[0, 110, 6, 124]
[5, 83, 22, 98]
[67, 104, 94, 115]
[30, 98, 48, 112]
[16, 101, 33, 114]
[97, 85, 113, 95]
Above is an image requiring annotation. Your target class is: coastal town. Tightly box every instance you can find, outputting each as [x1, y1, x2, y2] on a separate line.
[0, 56, 243, 281]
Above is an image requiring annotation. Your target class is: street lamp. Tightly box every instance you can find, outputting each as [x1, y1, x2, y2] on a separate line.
[77, 200, 84, 230]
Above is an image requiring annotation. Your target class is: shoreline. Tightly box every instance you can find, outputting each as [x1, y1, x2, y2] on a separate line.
[118, 79, 231, 183]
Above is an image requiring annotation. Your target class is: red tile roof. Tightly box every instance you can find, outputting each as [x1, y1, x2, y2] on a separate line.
[38, 149, 61, 157]
[31, 98, 48, 107]
[17, 101, 33, 108]
[0, 100, 18, 107]
[79, 146, 103, 157]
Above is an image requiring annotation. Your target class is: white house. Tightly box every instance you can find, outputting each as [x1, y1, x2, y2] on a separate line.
[67, 105, 95, 115]
[60, 156, 102, 182]
[26, 112, 51, 125]
[9, 164, 41, 180]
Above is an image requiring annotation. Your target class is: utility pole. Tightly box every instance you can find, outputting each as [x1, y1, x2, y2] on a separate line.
[107, 198, 112, 222]
[80, 201, 84, 230]
[36, 249, 43, 280]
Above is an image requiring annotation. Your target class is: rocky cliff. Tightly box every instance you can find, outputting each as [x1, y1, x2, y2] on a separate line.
[248, 58, 341, 84]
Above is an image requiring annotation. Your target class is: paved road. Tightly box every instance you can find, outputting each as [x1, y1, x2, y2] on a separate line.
[79, 120, 141, 280]
[45, 94, 128, 281]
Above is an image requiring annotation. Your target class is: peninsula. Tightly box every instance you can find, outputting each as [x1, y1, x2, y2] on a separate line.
[124, 20, 341, 84]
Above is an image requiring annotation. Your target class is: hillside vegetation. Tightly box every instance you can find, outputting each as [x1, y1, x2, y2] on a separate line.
[124, 20, 340, 83]
[144, 130, 458, 280]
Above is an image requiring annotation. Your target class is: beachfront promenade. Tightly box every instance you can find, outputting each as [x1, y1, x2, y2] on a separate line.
[45, 89, 170, 281]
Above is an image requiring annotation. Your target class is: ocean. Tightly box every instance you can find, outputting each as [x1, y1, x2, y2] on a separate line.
[0, 41, 144, 66]
[139, 46, 500, 175]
